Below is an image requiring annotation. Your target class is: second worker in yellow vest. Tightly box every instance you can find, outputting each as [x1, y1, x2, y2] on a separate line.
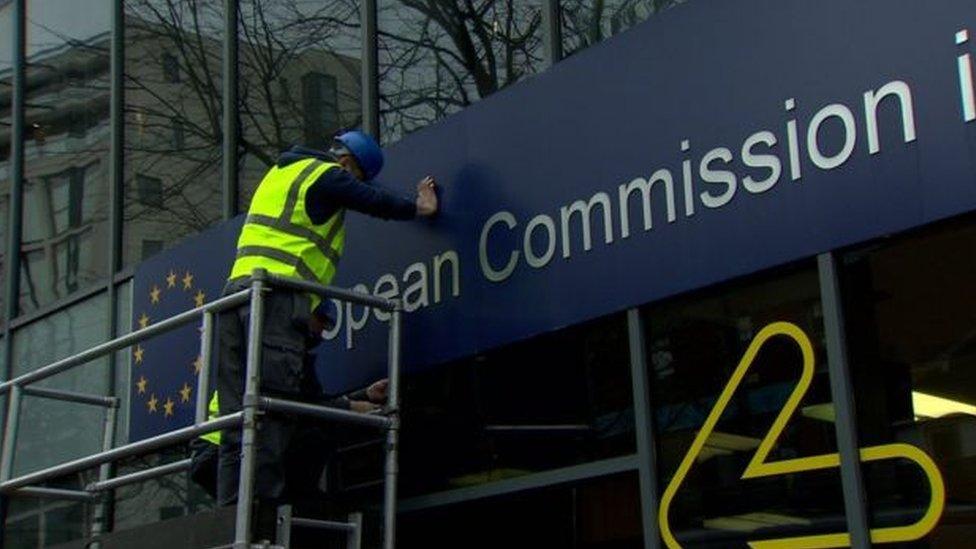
[215, 130, 437, 514]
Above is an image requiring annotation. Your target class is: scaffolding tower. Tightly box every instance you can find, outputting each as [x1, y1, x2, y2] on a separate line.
[0, 269, 403, 549]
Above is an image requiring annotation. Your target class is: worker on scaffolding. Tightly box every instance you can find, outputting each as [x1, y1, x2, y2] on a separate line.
[214, 130, 438, 529]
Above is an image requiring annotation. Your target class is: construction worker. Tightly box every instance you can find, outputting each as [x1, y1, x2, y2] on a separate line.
[215, 130, 438, 514]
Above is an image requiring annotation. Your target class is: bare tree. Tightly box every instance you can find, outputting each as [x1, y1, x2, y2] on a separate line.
[378, 0, 544, 142]
[123, 0, 363, 239]
[561, 0, 682, 54]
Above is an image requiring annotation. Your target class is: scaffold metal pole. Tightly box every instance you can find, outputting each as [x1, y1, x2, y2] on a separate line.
[233, 270, 267, 547]
[383, 304, 402, 549]
[89, 404, 119, 546]
[0, 385, 22, 482]
[196, 310, 215, 424]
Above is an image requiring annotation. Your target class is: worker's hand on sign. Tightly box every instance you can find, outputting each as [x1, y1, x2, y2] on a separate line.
[350, 400, 380, 413]
[415, 176, 438, 217]
[367, 379, 389, 403]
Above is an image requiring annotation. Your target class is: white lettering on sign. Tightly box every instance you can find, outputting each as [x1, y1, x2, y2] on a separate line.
[959, 29, 975, 122]
[478, 77, 923, 281]
[328, 30, 971, 352]
[324, 249, 460, 349]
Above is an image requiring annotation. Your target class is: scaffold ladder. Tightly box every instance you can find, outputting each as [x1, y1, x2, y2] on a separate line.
[0, 268, 404, 549]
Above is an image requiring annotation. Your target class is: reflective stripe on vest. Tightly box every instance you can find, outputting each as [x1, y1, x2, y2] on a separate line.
[200, 391, 221, 445]
[229, 159, 347, 306]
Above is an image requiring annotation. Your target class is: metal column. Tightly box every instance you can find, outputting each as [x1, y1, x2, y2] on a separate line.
[541, 0, 563, 67]
[628, 309, 662, 549]
[1, 4, 27, 539]
[102, 1, 126, 534]
[102, 0, 126, 534]
[3, 0, 25, 329]
[818, 252, 871, 548]
[233, 273, 266, 547]
[222, 0, 240, 219]
[361, 0, 380, 138]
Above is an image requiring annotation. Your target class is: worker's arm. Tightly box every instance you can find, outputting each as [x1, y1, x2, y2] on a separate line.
[306, 166, 428, 223]
[315, 395, 376, 412]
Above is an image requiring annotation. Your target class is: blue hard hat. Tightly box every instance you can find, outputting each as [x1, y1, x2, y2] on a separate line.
[333, 130, 384, 180]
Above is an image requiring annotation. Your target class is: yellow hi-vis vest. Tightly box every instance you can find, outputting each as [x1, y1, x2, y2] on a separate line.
[230, 158, 346, 309]
[201, 391, 221, 445]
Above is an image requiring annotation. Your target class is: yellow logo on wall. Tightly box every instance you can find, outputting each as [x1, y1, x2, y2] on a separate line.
[658, 322, 945, 548]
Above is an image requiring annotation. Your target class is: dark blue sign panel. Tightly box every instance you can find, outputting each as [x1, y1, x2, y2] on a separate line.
[131, 0, 976, 438]
[322, 0, 976, 391]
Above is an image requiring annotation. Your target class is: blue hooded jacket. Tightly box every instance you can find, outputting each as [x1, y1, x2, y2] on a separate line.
[274, 145, 416, 224]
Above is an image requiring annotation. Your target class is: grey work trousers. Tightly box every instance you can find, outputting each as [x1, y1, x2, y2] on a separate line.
[215, 282, 331, 507]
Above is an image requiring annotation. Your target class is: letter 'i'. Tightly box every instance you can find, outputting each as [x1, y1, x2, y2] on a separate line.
[959, 30, 976, 122]
[785, 99, 802, 180]
[681, 140, 695, 217]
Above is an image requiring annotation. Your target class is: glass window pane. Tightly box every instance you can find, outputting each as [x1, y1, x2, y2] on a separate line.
[363, 313, 633, 498]
[237, 0, 362, 211]
[5, 294, 109, 546]
[112, 448, 197, 532]
[399, 471, 642, 547]
[646, 264, 847, 545]
[378, 0, 544, 144]
[842, 215, 976, 543]
[19, 0, 111, 313]
[561, 0, 683, 58]
[12, 294, 110, 476]
[123, 0, 224, 266]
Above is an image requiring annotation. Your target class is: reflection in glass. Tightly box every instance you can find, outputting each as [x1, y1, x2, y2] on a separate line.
[561, 0, 683, 57]
[378, 0, 543, 143]
[6, 294, 109, 545]
[843, 217, 976, 544]
[355, 314, 634, 499]
[399, 472, 642, 547]
[646, 266, 846, 546]
[123, 0, 224, 266]
[19, 0, 111, 312]
[237, 0, 362, 210]
[112, 448, 204, 532]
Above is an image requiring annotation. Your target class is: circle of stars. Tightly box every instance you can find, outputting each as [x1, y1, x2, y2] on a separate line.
[134, 268, 207, 419]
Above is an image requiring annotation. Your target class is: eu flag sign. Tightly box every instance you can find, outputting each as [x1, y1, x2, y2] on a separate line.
[128, 220, 242, 442]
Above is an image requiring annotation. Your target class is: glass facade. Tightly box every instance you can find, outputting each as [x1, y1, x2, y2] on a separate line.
[561, 0, 682, 57]
[0, 2, 970, 548]
[6, 294, 110, 545]
[237, 0, 363, 210]
[122, 0, 224, 266]
[842, 216, 976, 545]
[646, 264, 846, 545]
[378, 0, 544, 143]
[399, 471, 642, 547]
[19, 1, 111, 313]
[393, 313, 633, 497]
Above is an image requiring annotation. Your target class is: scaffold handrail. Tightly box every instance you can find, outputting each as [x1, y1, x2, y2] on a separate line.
[86, 458, 192, 492]
[264, 272, 398, 311]
[22, 386, 119, 408]
[260, 396, 393, 429]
